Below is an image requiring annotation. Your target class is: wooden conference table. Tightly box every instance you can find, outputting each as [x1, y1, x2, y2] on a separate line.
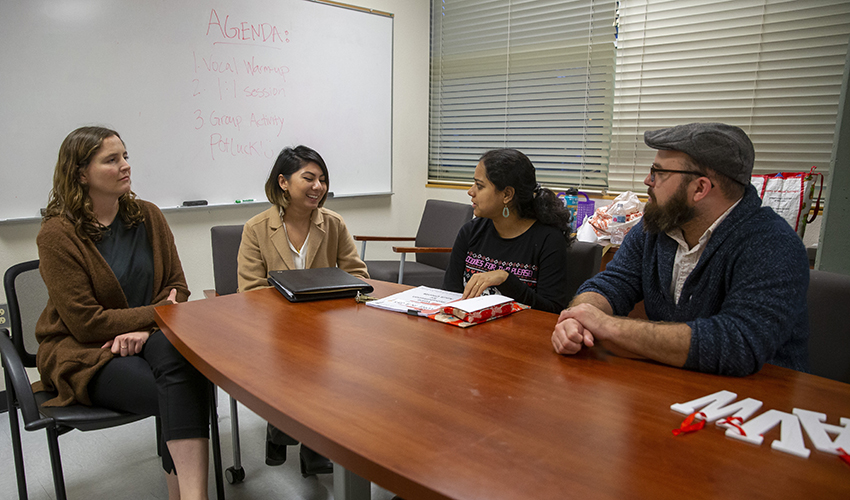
[155, 280, 850, 500]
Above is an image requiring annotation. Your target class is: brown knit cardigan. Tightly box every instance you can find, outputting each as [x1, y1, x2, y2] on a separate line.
[33, 200, 190, 406]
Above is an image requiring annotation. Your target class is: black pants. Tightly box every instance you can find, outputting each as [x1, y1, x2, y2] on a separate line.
[88, 330, 210, 473]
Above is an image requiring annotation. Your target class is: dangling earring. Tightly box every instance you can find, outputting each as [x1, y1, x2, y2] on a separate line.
[502, 205, 510, 218]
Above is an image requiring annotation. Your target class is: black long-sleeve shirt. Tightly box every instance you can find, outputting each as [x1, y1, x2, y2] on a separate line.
[442, 217, 569, 313]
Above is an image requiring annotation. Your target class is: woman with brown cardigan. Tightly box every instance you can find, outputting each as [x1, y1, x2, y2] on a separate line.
[35, 126, 210, 499]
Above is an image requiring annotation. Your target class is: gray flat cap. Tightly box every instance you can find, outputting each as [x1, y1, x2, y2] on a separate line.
[644, 123, 754, 185]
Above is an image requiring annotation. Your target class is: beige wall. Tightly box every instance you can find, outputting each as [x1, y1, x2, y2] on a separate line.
[0, 0, 436, 304]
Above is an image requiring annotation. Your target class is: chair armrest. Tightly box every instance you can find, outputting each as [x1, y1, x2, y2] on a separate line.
[0, 329, 50, 429]
[203, 289, 219, 299]
[353, 235, 417, 242]
[389, 246, 452, 284]
[392, 246, 453, 254]
[354, 235, 418, 259]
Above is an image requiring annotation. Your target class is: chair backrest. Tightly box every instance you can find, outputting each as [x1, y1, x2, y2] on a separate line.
[414, 199, 474, 269]
[807, 269, 850, 384]
[211, 225, 245, 295]
[3, 260, 47, 367]
[563, 241, 604, 301]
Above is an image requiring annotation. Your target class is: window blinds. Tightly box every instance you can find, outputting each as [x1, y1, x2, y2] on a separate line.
[429, 0, 617, 189]
[609, 0, 850, 193]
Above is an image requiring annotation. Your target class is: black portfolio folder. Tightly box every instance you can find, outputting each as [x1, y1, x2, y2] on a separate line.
[267, 267, 373, 302]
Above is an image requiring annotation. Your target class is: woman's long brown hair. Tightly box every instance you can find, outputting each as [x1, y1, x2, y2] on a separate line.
[42, 126, 143, 241]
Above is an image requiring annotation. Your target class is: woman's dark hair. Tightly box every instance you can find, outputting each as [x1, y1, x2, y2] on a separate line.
[479, 148, 572, 237]
[42, 126, 144, 241]
[265, 145, 330, 208]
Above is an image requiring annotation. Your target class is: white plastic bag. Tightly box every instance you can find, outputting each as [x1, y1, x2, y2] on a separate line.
[587, 191, 644, 244]
[576, 215, 598, 243]
[752, 167, 823, 237]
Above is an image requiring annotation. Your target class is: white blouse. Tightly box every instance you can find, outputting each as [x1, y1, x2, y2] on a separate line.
[282, 221, 310, 270]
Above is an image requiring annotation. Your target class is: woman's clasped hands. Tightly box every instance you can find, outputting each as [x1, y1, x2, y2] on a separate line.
[104, 330, 149, 357]
[102, 288, 178, 357]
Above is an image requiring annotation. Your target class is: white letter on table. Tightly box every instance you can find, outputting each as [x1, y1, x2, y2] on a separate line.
[670, 390, 763, 424]
[793, 409, 850, 455]
[725, 409, 810, 458]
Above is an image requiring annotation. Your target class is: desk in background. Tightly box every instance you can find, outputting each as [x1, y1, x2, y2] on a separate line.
[156, 280, 850, 500]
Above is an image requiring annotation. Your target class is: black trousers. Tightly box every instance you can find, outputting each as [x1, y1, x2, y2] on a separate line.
[88, 330, 210, 473]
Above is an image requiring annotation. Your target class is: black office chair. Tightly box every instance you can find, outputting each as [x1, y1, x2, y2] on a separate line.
[354, 199, 474, 287]
[210, 225, 328, 479]
[211, 225, 245, 298]
[563, 241, 604, 301]
[209, 224, 249, 484]
[2, 260, 226, 500]
[807, 269, 850, 384]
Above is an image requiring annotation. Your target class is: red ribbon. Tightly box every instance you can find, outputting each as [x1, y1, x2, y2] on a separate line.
[672, 411, 707, 436]
[719, 416, 747, 437]
[838, 448, 850, 467]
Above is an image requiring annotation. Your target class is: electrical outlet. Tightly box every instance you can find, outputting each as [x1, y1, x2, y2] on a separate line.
[0, 303, 8, 327]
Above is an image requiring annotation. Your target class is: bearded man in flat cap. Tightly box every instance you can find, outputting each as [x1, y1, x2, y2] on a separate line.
[552, 123, 809, 376]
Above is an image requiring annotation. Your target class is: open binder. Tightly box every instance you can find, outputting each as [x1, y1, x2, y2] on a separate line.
[268, 268, 373, 302]
[365, 286, 528, 327]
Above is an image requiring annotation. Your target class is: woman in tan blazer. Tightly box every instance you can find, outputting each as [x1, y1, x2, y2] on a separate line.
[236, 145, 368, 475]
[237, 146, 368, 291]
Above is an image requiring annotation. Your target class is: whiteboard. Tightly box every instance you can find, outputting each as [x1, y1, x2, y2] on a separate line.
[0, 0, 393, 221]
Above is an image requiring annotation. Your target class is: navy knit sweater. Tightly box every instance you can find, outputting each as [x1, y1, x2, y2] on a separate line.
[578, 184, 809, 376]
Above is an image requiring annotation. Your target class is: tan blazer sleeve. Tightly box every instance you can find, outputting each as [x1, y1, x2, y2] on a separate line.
[335, 217, 369, 279]
[237, 219, 271, 292]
